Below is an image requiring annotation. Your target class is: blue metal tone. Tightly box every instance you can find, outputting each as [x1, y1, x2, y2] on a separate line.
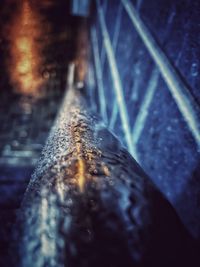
[132, 68, 160, 158]
[97, 0, 134, 155]
[100, 0, 108, 70]
[86, 62, 96, 111]
[91, 0, 200, 239]
[122, 0, 200, 147]
[109, 3, 123, 131]
[70, 0, 91, 17]
[91, 26, 108, 123]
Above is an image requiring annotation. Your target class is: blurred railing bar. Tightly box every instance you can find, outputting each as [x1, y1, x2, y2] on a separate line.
[100, 0, 108, 69]
[131, 43, 179, 149]
[86, 63, 96, 111]
[97, 0, 135, 155]
[132, 68, 160, 153]
[131, 11, 176, 149]
[100, 1, 122, 78]
[122, 0, 200, 147]
[91, 26, 108, 123]
[109, 2, 123, 130]
[112, 3, 123, 52]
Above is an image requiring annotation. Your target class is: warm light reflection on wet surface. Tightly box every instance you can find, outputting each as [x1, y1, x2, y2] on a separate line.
[71, 113, 111, 192]
[9, 0, 42, 96]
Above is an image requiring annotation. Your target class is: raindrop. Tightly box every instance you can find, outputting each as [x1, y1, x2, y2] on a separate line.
[12, 140, 19, 147]
[20, 130, 28, 138]
[66, 198, 73, 207]
[80, 229, 93, 243]
[166, 126, 172, 132]
[191, 62, 199, 77]
[42, 70, 50, 80]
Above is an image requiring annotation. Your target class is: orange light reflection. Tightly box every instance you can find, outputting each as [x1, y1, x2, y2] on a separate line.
[9, 0, 42, 95]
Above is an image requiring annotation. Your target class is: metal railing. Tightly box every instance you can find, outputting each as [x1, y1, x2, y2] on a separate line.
[91, 0, 200, 160]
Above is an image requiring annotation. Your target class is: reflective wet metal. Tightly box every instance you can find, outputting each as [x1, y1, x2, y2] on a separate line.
[16, 85, 193, 267]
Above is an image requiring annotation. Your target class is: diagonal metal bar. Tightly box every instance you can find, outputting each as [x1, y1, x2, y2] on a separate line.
[91, 26, 108, 123]
[132, 68, 160, 145]
[96, 0, 135, 155]
[109, 2, 123, 130]
[86, 62, 96, 111]
[100, 0, 108, 69]
[112, 2, 123, 53]
[122, 0, 200, 147]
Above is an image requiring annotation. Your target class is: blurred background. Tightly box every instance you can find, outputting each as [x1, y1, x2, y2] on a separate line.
[0, 0, 200, 265]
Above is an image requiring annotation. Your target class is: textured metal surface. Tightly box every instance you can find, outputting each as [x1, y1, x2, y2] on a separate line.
[15, 88, 195, 267]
